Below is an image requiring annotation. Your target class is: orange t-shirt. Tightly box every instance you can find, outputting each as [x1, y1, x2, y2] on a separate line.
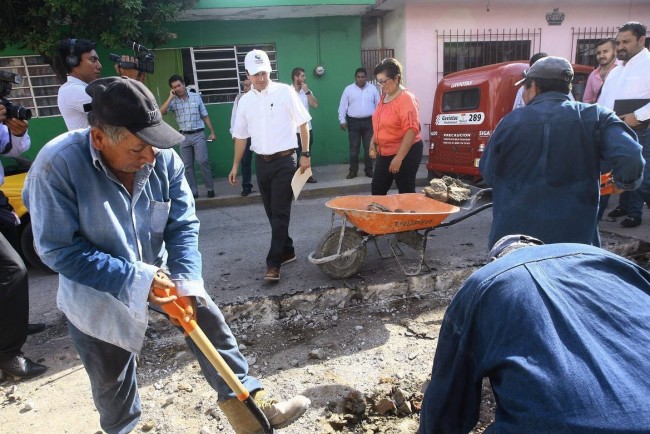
[372, 88, 421, 156]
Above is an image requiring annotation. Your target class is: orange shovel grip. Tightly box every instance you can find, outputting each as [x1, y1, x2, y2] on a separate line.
[152, 286, 197, 333]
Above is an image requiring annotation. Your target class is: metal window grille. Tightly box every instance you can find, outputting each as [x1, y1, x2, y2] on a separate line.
[572, 27, 650, 66]
[0, 55, 61, 118]
[361, 48, 394, 84]
[182, 43, 278, 104]
[437, 29, 542, 80]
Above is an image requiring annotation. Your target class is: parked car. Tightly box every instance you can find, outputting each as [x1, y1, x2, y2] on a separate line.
[427, 61, 593, 181]
[1, 156, 53, 273]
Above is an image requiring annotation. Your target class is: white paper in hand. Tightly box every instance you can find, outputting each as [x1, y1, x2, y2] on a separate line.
[291, 167, 313, 200]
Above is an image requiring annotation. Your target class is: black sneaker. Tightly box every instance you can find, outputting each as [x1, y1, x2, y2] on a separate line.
[207, 190, 215, 198]
[608, 206, 628, 218]
[620, 216, 642, 228]
[241, 190, 251, 197]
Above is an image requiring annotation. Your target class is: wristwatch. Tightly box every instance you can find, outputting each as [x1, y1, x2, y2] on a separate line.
[305, 91, 312, 95]
[302, 151, 311, 157]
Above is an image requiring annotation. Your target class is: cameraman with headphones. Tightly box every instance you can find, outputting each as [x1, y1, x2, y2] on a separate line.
[0, 97, 47, 379]
[56, 38, 144, 131]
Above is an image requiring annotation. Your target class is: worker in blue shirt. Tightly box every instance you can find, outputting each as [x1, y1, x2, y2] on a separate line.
[419, 235, 650, 433]
[479, 56, 644, 249]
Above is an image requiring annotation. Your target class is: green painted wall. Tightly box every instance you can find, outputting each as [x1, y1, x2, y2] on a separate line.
[1, 15, 362, 176]
[195, 0, 374, 8]
[161, 16, 363, 175]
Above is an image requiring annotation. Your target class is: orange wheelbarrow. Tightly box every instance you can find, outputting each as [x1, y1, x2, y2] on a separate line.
[308, 188, 492, 279]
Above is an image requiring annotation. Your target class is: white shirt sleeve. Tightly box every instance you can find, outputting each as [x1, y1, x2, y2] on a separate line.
[338, 85, 349, 124]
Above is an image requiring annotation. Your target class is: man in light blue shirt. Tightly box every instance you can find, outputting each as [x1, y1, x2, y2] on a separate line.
[24, 76, 309, 434]
[338, 68, 380, 178]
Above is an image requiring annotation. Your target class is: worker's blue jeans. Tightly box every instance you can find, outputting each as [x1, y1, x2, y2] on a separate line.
[67, 298, 262, 434]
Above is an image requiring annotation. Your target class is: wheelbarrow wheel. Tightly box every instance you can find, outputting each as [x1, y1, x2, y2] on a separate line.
[315, 226, 367, 279]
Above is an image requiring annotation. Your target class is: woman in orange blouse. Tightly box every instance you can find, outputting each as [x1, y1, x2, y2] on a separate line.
[369, 58, 423, 195]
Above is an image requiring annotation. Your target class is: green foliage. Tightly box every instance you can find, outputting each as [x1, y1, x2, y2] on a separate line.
[0, 0, 195, 56]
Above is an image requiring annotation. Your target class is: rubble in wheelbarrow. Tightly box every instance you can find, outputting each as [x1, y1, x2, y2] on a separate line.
[366, 202, 416, 213]
[423, 176, 472, 205]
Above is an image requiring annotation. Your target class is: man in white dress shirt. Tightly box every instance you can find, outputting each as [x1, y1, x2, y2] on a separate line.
[599, 21, 650, 228]
[338, 68, 380, 178]
[56, 38, 103, 130]
[229, 50, 312, 281]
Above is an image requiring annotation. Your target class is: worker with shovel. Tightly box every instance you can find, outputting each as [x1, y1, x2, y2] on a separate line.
[23, 76, 309, 434]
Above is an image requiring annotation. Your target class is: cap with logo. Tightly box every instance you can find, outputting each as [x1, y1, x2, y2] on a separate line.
[514, 56, 574, 86]
[85, 76, 184, 149]
[244, 50, 272, 76]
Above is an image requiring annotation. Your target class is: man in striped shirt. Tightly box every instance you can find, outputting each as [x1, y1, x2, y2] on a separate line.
[161, 75, 217, 198]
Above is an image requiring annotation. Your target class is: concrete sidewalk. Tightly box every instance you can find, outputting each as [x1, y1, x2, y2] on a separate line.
[194, 157, 432, 209]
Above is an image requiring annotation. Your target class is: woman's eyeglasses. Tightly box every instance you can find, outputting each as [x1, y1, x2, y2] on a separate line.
[376, 77, 393, 85]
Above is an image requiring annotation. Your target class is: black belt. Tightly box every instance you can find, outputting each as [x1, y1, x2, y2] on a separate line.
[179, 128, 204, 134]
[258, 149, 294, 161]
[347, 116, 372, 120]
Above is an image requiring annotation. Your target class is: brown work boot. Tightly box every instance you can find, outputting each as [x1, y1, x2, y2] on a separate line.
[218, 391, 310, 434]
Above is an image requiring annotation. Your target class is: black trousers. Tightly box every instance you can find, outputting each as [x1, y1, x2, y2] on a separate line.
[0, 231, 28, 360]
[256, 153, 295, 268]
[371, 140, 424, 195]
[347, 116, 374, 175]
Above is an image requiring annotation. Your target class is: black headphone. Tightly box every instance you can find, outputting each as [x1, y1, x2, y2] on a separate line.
[65, 39, 79, 68]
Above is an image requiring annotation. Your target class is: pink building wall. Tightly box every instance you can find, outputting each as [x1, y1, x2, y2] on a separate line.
[387, 2, 650, 145]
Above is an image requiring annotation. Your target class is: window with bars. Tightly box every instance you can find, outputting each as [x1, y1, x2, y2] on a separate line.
[0, 55, 61, 118]
[361, 48, 394, 84]
[181, 44, 278, 104]
[572, 27, 650, 66]
[437, 29, 542, 79]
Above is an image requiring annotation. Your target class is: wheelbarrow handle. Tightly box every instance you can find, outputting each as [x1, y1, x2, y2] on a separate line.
[152, 286, 273, 434]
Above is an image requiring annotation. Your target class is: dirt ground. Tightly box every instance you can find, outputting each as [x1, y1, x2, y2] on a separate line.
[2, 232, 647, 434]
[0, 290, 499, 434]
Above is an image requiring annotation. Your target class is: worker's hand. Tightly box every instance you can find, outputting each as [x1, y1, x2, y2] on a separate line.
[207, 132, 216, 142]
[621, 113, 640, 129]
[0, 104, 6, 123]
[299, 155, 311, 174]
[340, 123, 348, 131]
[389, 156, 403, 174]
[148, 271, 196, 326]
[170, 296, 197, 327]
[5, 118, 28, 136]
[148, 270, 177, 305]
[228, 167, 239, 186]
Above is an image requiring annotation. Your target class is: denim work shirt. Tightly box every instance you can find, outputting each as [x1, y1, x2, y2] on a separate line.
[420, 243, 650, 433]
[23, 129, 204, 353]
[479, 92, 644, 249]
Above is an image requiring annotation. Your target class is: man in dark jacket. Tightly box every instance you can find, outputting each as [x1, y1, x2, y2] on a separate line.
[479, 56, 644, 249]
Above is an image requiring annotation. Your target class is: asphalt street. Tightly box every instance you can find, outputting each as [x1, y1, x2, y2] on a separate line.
[26, 159, 650, 321]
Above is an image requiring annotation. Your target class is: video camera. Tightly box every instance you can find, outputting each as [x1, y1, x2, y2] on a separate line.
[0, 71, 32, 121]
[109, 40, 155, 74]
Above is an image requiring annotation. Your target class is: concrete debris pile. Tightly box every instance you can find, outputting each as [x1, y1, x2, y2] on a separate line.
[366, 202, 415, 213]
[326, 380, 423, 432]
[422, 176, 472, 205]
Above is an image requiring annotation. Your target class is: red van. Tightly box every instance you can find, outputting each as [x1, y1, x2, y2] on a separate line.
[427, 61, 592, 181]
